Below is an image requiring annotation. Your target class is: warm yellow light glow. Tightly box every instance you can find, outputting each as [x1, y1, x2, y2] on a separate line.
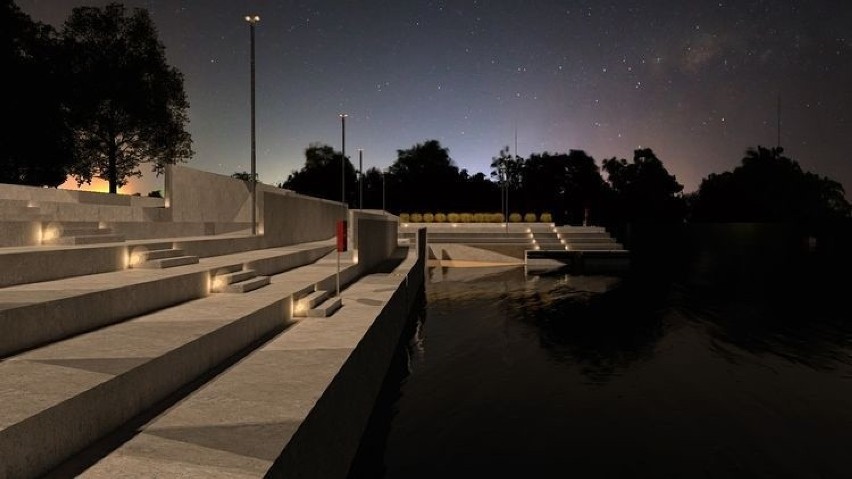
[245, 15, 260, 23]
[42, 226, 60, 242]
[353, 251, 359, 264]
[211, 276, 227, 291]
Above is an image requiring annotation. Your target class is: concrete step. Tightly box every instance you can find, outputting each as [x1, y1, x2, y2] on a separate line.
[293, 290, 331, 316]
[133, 255, 200, 269]
[0, 248, 365, 479]
[73, 253, 420, 478]
[42, 233, 126, 245]
[565, 242, 624, 251]
[211, 271, 270, 293]
[305, 296, 343, 317]
[560, 236, 616, 242]
[133, 248, 186, 262]
[0, 244, 334, 357]
[0, 289, 286, 479]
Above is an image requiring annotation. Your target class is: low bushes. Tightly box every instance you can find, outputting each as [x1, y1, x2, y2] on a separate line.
[398, 211, 554, 223]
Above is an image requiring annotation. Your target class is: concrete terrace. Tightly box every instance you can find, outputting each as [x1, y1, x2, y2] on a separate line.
[399, 221, 630, 273]
[0, 166, 425, 478]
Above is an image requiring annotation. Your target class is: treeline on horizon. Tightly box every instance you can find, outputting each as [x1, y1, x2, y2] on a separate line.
[1, 1, 192, 194]
[279, 139, 851, 229]
[3, 1, 849, 231]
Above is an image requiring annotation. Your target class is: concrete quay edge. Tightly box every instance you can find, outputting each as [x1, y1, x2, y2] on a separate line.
[0, 250, 362, 479]
[77, 247, 425, 478]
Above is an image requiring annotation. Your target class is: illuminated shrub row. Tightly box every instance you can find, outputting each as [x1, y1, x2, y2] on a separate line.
[399, 212, 553, 223]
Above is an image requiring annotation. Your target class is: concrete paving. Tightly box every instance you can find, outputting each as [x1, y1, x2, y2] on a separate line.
[0, 244, 364, 479]
[0, 240, 336, 357]
[70, 249, 422, 478]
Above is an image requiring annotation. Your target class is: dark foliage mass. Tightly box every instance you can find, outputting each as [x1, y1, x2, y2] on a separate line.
[1, 0, 73, 187]
[284, 139, 849, 231]
[62, 3, 192, 193]
[1, 1, 192, 192]
[689, 146, 851, 225]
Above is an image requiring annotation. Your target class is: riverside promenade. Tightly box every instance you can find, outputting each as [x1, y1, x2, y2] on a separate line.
[0, 166, 425, 478]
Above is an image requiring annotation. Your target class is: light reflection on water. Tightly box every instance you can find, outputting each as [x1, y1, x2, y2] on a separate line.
[349, 255, 852, 479]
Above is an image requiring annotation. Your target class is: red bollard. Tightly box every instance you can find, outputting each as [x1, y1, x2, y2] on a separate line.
[336, 220, 348, 252]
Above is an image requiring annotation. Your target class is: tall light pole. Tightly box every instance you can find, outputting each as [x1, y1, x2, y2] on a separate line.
[358, 149, 363, 210]
[340, 114, 347, 206]
[337, 113, 347, 297]
[245, 14, 260, 235]
[382, 168, 386, 213]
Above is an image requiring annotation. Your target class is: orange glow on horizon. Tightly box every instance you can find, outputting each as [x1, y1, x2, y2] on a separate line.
[58, 177, 139, 195]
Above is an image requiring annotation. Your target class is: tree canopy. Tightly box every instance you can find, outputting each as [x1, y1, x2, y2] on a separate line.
[62, 3, 192, 193]
[602, 148, 686, 223]
[281, 143, 357, 205]
[689, 146, 851, 224]
[1, 0, 73, 187]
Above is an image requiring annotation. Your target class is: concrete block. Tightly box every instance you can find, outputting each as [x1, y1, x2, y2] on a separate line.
[306, 296, 342, 317]
[133, 255, 199, 269]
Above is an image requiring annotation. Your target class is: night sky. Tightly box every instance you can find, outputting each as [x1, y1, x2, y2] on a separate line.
[17, 0, 852, 197]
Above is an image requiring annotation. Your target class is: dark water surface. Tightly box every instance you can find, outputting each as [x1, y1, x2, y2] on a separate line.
[348, 249, 852, 479]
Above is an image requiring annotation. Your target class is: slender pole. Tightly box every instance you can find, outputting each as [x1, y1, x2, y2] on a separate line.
[382, 169, 386, 212]
[777, 94, 782, 149]
[358, 149, 363, 210]
[337, 113, 347, 297]
[246, 15, 260, 235]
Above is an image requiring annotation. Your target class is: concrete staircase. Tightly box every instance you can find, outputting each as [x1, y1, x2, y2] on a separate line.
[0, 241, 352, 479]
[210, 265, 270, 293]
[41, 222, 125, 245]
[293, 289, 343, 317]
[129, 244, 200, 269]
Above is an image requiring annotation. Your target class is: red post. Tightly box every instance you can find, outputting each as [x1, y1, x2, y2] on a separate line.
[336, 220, 348, 252]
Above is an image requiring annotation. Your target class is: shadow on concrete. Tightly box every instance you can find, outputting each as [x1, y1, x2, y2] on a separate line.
[40, 320, 296, 478]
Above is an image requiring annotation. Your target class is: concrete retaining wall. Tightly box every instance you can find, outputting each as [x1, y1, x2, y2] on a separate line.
[349, 210, 399, 272]
[262, 190, 345, 247]
[0, 182, 163, 207]
[268, 228, 426, 478]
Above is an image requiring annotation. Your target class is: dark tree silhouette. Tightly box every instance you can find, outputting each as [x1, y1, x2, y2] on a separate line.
[1, 0, 73, 186]
[690, 146, 851, 224]
[602, 148, 686, 223]
[281, 143, 357, 205]
[360, 166, 385, 210]
[62, 3, 192, 193]
[231, 171, 258, 182]
[389, 140, 462, 213]
[518, 150, 608, 224]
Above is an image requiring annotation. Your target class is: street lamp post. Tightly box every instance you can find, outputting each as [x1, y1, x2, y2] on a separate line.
[245, 14, 260, 235]
[337, 113, 347, 297]
[382, 168, 386, 213]
[358, 149, 363, 210]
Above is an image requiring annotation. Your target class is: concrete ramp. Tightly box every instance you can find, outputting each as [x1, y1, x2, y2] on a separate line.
[429, 243, 524, 265]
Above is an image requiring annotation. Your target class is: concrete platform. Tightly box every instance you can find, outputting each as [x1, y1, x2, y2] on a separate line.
[74, 247, 423, 478]
[0, 240, 335, 357]
[0, 248, 362, 479]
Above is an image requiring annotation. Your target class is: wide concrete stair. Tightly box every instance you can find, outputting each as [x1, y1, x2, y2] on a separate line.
[129, 244, 200, 269]
[209, 265, 270, 293]
[0, 242, 360, 479]
[0, 199, 44, 220]
[41, 222, 125, 246]
[552, 225, 625, 251]
[293, 289, 343, 317]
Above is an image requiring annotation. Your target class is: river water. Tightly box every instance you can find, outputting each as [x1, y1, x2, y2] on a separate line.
[348, 245, 852, 479]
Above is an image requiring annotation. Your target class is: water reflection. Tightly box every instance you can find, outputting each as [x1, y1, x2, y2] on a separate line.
[350, 248, 852, 479]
